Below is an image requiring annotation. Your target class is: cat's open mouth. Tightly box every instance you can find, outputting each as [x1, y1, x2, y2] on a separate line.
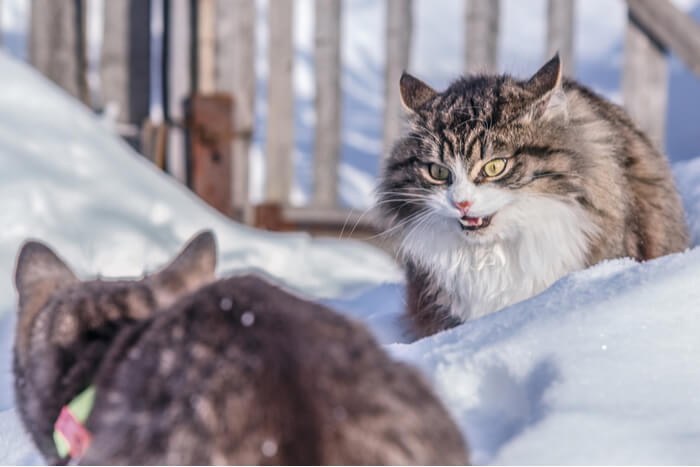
[459, 214, 493, 231]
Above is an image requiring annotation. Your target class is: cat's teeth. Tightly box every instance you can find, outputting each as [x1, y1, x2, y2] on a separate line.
[476, 217, 484, 226]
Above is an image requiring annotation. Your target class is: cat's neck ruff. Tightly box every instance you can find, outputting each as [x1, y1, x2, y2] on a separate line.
[399, 195, 597, 321]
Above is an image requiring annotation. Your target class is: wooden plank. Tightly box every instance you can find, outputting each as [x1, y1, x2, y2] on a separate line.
[313, 0, 342, 207]
[383, 0, 413, 161]
[164, 0, 192, 183]
[197, 0, 216, 93]
[216, 0, 256, 222]
[623, 12, 668, 149]
[266, 0, 294, 204]
[546, 0, 575, 76]
[187, 94, 234, 216]
[29, 0, 87, 102]
[465, 0, 500, 73]
[626, 0, 700, 77]
[101, 0, 151, 151]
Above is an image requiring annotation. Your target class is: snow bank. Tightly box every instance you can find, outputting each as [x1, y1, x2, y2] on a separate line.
[2, 46, 700, 465]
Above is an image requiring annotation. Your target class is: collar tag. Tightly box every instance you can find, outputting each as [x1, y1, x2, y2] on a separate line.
[53, 385, 96, 460]
[54, 406, 92, 459]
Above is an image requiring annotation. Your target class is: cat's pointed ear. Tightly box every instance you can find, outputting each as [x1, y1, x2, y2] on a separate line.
[149, 230, 217, 307]
[400, 72, 437, 113]
[15, 240, 78, 312]
[523, 53, 568, 122]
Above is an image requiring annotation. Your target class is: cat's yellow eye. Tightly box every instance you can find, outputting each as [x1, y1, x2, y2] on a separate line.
[428, 163, 451, 182]
[482, 158, 507, 178]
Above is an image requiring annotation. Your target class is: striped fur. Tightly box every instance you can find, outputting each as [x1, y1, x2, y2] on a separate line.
[377, 55, 689, 338]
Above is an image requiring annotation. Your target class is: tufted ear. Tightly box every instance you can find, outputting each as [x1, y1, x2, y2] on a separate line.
[400, 72, 438, 113]
[148, 230, 217, 308]
[523, 53, 568, 122]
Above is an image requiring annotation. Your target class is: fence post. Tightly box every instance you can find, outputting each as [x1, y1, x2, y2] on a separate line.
[29, 0, 88, 103]
[164, 0, 193, 183]
[196, 0, 216, 94]
[313, 0, 342, 207]
[101, 0, 151, 151]
[546, 0, 575, 76]
[383, 0, 413, 161]
[266, 0, 294, 204]
[623, 11, 668, 149]
[216, 0, 256, 222]
[187, 94, 233, 216]
[465, 0, 500, 73]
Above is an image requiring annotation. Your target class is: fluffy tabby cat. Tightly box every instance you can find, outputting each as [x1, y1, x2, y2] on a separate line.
[13, 231, 468, 465]
[377, 54, 688, 338]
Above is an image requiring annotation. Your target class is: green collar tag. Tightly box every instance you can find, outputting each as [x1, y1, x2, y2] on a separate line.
[53, 385, 96, 459]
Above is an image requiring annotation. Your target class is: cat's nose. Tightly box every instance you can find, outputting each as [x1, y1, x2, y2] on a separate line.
[454, 200, 472, 215]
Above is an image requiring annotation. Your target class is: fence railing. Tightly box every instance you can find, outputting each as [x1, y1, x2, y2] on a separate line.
[15, 0, 700, 238]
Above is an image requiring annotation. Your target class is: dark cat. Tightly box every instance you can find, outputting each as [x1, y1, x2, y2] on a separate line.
[376, 54, 689, 338]
[13, 232, 468, 465]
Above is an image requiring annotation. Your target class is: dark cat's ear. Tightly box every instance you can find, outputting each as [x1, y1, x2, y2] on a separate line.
[400, 72, 437, 113]
[522, 53, 568, 122]
[15, 240, 78, 313]
[149, 230, 217, 307]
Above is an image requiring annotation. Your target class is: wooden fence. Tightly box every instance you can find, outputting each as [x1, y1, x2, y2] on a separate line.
[15, 0, 700, 237]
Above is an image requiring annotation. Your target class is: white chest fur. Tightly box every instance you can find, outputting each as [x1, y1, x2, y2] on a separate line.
[399, 196, 597, 321]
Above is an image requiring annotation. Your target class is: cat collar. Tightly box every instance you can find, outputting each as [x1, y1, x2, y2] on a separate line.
[53, 385, 96, 461]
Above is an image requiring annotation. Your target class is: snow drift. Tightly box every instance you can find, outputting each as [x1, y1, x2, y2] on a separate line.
[1, 47, 700, 465]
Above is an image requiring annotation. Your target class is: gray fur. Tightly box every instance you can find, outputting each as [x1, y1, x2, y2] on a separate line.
[378, 55, 689, 338]
[13, 232, 468, 465]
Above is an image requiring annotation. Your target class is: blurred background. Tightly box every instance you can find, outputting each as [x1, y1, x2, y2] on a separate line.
[1, 0, 699, 239]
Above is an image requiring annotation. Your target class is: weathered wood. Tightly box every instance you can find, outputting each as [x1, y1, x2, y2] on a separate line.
[546, 0, 575, 76]
[626, 0, 700, 77]
[266, 0, 294, 204]
[383, 0, 413, 161]
[30, 0, 87, 102]
[187, 94, 234, 216]
[465, 0, 500, 73]
[101, 0, 151, 150]
[197, 0, 216, 93]
[623, 13, 668, 149]
[216, 0, 256, 221]
[164, 0, 192, 183]
[313, 0, 342, 207]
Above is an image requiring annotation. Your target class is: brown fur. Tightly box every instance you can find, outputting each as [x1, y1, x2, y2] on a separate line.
[13, 232, 468, 465]
[378, 55, 689, 338]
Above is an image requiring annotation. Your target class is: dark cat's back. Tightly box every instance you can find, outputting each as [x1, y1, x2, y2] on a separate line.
[85, 275, 467, 465]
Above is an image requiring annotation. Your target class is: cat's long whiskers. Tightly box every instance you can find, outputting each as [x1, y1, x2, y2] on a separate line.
[370, 208, 431, 240]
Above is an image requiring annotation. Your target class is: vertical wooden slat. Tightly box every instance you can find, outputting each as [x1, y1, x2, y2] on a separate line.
[546, 0, 575, 76]
[465, 0, 500, 74]
[187, 94, 233, 216]
[216, 0, 256, 221]
[197, 0, 216, 93]
[383, 0, 413, 161]
[623, 11, 668, 149]
[30, 0, 87, 102]
[313, 0, 342, 207]
[164, 0, 192, 183]
[101, 0, 151, 151]
[266, 0, 294, 204]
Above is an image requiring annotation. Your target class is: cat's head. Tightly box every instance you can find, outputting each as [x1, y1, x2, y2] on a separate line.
[13, 231, 217, 461]
[13, 230, 217, 393]
[378, 55, 594, 255]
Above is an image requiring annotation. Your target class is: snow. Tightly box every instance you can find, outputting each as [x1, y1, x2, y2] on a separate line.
[2, 4, 700, 464]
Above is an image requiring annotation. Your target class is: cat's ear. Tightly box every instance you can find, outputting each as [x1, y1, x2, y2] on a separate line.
[522, 53, 568, 122]
[15, 240, 78, 313]
[149, 230, 217, 307]
[400, 72, 437, 113]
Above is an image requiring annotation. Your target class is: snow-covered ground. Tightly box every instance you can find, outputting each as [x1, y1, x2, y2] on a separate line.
[2, 48, 700, 465]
